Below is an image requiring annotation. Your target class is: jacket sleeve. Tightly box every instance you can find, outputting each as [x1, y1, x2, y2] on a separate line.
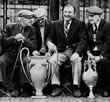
[46, 22, 57, 45]
[100, 23, 110, 58]
[23, 27, 37, 52]
[75, 21, 87, 56]
[1, 24, 16, 49]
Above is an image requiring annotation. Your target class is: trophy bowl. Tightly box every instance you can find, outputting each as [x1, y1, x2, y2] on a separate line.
[29, 56, 50, 98]
[82, 57, 98, 98]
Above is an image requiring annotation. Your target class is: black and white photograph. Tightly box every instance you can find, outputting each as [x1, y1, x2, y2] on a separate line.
[0, 0, 110, 102]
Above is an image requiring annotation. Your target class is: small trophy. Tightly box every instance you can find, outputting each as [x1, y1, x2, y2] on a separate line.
[82, 55, 98, 98]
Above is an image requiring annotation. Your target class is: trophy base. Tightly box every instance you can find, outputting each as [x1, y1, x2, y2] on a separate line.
[88, 95, 95, 98]
[31, 95, 47, 99]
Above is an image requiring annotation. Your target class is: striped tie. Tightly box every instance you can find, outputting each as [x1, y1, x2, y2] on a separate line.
[64, 21, 69, 37]
[93, 24, 97, 42]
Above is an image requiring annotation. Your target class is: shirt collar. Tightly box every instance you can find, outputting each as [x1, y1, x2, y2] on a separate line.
[94, 19, 101, 28]
[64, 20, 72, 25]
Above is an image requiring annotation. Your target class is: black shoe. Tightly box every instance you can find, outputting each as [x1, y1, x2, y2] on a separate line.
[102, 91, 110, 97]
[51, 85, 62, 97]
[82, 91, 89, 97]
[73, 85, 81, 97]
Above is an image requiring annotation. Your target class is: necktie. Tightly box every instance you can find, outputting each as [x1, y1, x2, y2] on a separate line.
[93, 24, 97, 42]
[93, 24, 98, 51]
[64, 21, 69, 37]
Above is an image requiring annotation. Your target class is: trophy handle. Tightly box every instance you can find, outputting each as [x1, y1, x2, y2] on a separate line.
[20, 47, 33, 86]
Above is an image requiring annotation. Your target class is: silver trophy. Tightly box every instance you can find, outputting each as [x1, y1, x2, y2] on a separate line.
[20, 47, 51, 98]
[82, 54, 98, 98]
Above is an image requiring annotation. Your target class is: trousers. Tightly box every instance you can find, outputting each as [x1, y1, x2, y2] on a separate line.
[48, 51, 82, 86]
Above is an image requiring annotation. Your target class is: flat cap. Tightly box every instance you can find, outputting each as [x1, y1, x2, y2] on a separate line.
[17, 10, 33, 18]
[33, 8, 47, 18]
[86, 6, 103, 15]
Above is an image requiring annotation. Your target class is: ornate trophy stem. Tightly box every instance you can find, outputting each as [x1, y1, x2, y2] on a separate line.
[88, 85, 95, 98]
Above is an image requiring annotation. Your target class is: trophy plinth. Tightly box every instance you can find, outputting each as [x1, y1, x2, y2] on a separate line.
[82, 56, 98, 98]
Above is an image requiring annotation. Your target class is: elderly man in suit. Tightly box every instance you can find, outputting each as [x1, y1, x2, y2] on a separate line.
[32, 8, 53, 56]
[85, 6, 110, 97]
[0, 10, 37, 96]
[46, 4, 87, 97]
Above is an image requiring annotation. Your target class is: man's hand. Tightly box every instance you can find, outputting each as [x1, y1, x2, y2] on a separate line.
[47, 41, 57, 53]
[94, 56, 101, 62]
[32, 50, 40, 56]
[70, 52, 80, 63]
[87, 51, 95, 60]
[15, 33, 25, 41]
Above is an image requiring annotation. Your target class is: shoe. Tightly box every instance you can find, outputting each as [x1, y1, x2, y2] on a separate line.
[73, 89, 81, 97]
[73, 85, 81, 97]
[51, 85, 62, 97]
[102, 91, 110, 97]
[82, 91, 89, 97]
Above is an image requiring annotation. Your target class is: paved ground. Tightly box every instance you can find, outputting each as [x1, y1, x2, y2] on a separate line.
[0, 96, 110, 102]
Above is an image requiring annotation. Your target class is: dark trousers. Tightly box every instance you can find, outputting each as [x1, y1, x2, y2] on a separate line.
[99, 58, 110, 91]
[0, 53, 15, 82]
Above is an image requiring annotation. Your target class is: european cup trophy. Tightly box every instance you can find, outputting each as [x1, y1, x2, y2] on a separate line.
[82, 54, 98, 98]
[29, 55, 50, 98]
[20, 47, 51, 98]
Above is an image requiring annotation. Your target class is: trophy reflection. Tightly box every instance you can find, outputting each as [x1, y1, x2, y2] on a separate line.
[82, 54, 98, 98]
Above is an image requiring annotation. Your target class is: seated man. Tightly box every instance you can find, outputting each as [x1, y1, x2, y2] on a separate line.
[46, 4, 87, 97]
[1, 10, 37, 96]
[32, 7, 53, 56]
[31, 8, 53, 96]
[85, 6, 110, 97]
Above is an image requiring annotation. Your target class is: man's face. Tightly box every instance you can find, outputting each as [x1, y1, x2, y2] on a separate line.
[87, 14, 100, 24]
[37, 16, 46, 26]
[63, 6, 75, 21]
[23, 17, 34, 26]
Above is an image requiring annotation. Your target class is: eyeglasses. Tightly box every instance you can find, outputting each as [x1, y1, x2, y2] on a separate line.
[37, 17, 45, 22]
[23, 15, 34, 19]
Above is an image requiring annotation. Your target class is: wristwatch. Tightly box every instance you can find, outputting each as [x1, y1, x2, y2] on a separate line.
[100, 55, 103, 60]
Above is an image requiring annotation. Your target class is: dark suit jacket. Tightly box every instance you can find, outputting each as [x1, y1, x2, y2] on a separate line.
[32, 20, 53, 51]
[46, 18, 87, 56]
[2, 23, 37, 55]
[87, 19, 110, 58]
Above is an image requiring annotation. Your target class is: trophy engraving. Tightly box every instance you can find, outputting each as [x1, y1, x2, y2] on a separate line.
[82, 54, 98, 98]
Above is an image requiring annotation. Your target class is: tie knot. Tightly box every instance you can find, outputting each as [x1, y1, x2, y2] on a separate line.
[65, 21, 69, 25]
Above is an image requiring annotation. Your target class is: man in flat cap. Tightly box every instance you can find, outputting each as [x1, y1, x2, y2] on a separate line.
[31, 7, 53, 96]
[84, 6, 110, 97]
[32, 8, 53, 56]
[0, 10, 37, 96]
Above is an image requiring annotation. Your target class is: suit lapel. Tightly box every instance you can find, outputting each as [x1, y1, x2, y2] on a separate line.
[60, 20, 66, 40]
[87, 23, 93, 40]
[97, 19, 105, 36]
[66, 18, 78, 43]
[44, 21, 47, 38]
